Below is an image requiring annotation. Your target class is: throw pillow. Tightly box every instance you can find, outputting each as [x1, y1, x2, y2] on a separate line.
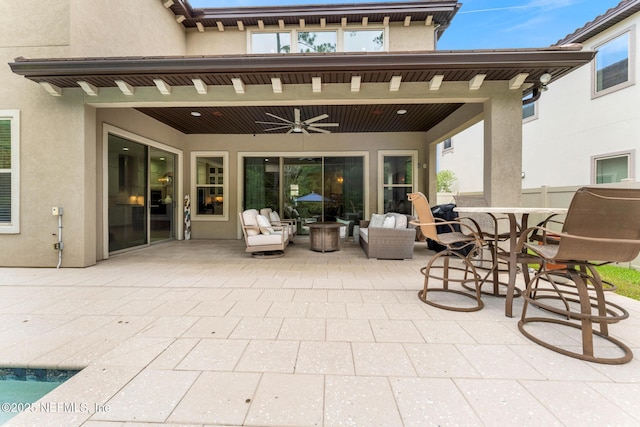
[256, 214, 274, 235]
[369, 213, 386, 228]
[382, 215, 396, 228]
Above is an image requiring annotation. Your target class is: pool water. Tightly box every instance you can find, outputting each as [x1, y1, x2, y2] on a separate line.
[0, 368, 79, 425]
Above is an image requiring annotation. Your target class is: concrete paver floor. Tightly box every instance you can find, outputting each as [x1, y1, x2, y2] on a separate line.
[1, 238, 640, 426]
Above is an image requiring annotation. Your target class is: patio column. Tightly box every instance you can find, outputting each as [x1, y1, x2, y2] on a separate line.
[483, 92, 523, 206]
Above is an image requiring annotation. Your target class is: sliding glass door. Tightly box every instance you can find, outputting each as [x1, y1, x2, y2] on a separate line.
[243, 155, 364, 236]
[108, 134, 177, 253]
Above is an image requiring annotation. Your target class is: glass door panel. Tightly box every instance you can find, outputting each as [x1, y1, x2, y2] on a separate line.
[284, 157, 323, 234]
[243, 157, 280, 211]
[324, 156, 364, 237]
[150, 147, 175, 242]
[108, 135, 148, 252]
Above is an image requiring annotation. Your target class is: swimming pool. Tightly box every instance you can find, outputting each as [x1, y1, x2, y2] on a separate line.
[0, 368, 79, 424]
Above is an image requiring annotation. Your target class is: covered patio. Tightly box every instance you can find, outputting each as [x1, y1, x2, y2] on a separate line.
[2, 238, 640, 426]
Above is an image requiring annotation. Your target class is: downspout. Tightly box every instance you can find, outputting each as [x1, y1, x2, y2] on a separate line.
[522, 87, 542, 105]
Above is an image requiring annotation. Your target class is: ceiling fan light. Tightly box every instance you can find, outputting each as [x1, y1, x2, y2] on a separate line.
[293, 126, 303, 133]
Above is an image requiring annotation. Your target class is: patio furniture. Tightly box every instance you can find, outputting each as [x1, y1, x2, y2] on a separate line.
[260, 208, 297, 243]
[408, 192, 485, 312]
[454, 205, 568, 317]
[358, 213, 417, 260]
[239, 209, 289, 257]
[308, 222, 342, 252]
[516, 187, 640, 364]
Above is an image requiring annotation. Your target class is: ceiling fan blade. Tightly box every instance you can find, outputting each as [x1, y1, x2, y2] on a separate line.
[265, 112, 293, 123]
[307, 126, 331, 134]
[302, 127, 310, 135]
[263, 125, 293, 131]
[255, 121, 288, 125]
[307, 122, 339, 127]
[287, 128, 295, 134]
[294, 108, 301, 123]
[303, 114, 329, 125]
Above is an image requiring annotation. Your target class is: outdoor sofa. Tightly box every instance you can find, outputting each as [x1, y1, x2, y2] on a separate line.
[359, 213, 417, 259]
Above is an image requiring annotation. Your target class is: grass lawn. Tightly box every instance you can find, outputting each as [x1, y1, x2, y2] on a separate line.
[596, 265, 640, 301]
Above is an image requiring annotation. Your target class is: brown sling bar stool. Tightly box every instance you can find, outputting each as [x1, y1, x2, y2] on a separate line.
[516, 187, 640, 364]
[408, 192, 486, 312]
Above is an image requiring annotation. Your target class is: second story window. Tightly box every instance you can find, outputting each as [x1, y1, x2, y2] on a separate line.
[297, 31, 337, 53]
[250, 28, 386, 54]
[593, 27, 635, 97]
[252, 32, 291, 53]
[344, 30, 384, 52]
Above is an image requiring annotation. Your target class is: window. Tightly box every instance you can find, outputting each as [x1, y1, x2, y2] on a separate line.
[0, 111, 19, 234]
[251, 32, 291, 53]
[297, 31, 337, 53]
[344, 30, 384, 52]
[250, 28, 386, 53]
[442, 138, 452, 152]
[592, 150, 635, 184]
[593, 27, 635, 96]
[522, 100, 537, 122]
[379, 151, 416, 214]
[192, 152, 228, 220]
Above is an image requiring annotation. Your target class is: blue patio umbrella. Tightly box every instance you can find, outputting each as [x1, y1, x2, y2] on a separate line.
[295, 192, 334, 203]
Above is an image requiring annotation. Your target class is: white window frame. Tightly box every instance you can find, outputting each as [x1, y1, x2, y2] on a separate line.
[0, 110, 20, 234]
[378, 150, 418, 214]
[191, 151, 229, 221]
[248, 26, 387, 53]
[591, 149, 635, 184]
[592, 25, 636, 99]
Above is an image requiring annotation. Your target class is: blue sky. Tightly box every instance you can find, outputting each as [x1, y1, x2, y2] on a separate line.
[188, 0, 622, 49]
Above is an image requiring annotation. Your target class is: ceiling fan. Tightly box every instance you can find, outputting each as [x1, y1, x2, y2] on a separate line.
[255, 108, 339, 134]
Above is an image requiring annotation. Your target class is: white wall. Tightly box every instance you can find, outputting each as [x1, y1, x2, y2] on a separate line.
[439, 11, 640, 192]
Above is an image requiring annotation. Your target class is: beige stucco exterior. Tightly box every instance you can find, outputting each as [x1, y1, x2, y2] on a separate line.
[1, 0, 530, 267]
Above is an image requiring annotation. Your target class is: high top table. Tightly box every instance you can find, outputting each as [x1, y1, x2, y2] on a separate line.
[454, 206, 568, 317]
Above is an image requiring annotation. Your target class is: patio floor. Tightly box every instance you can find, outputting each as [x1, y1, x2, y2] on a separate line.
[2, 238, 640, 426]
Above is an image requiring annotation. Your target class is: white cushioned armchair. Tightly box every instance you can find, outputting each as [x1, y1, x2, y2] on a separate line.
[239, 209, 289, 256]
[260, 208, 297, 242]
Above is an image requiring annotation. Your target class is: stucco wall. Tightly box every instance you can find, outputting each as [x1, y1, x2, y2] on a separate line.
[186, 29, 247, 55]
[389, 23, 436, 51]
[69, 0, 186, 57]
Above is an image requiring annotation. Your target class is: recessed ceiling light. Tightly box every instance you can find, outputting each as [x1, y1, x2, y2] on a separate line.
[191, 111, 202, 117]
[123, 147, 129, 151]
[397, 109, 407, 115]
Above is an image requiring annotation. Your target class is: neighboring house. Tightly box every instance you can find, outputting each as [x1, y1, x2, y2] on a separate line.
[1, 0, 593, 267]
[439, 0, 640, 193]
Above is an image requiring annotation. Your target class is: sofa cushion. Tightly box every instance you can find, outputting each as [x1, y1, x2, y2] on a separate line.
[369, 213, 386, 228]
[247, 233, 285, 246]
[256, 214, 274, 235]
[390, 213, 408, 229]
[269, 211, 281, 223]
[382, 215, 396, 228]
[359, 227, 369, 243]
[242, 209, 260, 236]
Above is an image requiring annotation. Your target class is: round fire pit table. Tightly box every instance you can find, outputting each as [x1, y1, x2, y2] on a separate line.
[308, 222, 342, 253]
